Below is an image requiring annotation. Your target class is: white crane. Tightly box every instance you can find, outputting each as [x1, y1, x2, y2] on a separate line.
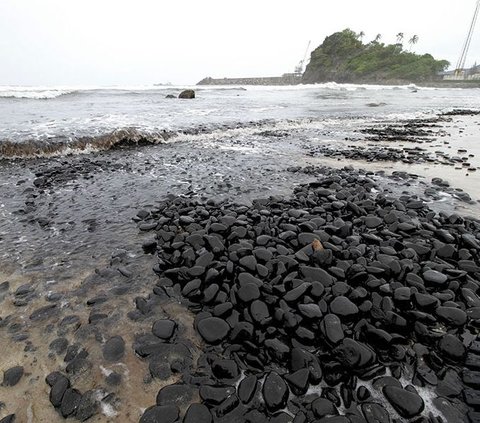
[294, 41, 311, 75]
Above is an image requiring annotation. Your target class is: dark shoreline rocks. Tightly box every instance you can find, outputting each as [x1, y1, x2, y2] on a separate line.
[132, 166, 480, 422]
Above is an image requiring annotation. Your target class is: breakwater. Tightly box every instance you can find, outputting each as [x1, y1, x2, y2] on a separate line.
[197, 73, 302, 86]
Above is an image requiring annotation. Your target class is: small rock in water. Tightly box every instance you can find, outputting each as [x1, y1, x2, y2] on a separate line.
[2, 366, 24, 387]
[103, 336, 125, 362]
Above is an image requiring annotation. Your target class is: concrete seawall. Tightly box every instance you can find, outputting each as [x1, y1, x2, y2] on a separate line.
[197, 74, 302, 86]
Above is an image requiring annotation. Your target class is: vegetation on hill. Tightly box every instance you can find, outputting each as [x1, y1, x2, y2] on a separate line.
[302, 29, 450, 84]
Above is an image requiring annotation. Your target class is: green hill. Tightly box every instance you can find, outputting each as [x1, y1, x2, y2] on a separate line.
[302, 29, 450, 84]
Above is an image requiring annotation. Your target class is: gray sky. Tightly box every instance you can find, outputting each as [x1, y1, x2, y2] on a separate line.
[0, 0, 479, 85]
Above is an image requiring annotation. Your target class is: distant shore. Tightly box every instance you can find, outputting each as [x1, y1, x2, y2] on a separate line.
[197, 76, 480, 88]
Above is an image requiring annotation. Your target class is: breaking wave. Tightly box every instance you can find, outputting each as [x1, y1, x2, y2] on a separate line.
[0, 118, 331, 159]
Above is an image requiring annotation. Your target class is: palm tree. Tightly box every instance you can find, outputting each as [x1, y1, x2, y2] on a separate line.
[408, 35, 419, 51]
[357, 31, 365, 42]
[374, 33, 382, 43]
[396, 32, 404, 44]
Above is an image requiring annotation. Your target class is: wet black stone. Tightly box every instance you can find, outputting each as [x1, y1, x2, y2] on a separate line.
[464, 389, 480, 407]
[2, 366, 23, 387]
[197, 317, 230, 344]
[152, 319, 177, 340]
[49, 338, 69, 355]
[75, 390, 98, 421]
[140, 405, 179, 423]
[320, 314, 344, 345]
[45, 371, 64, 387]
[464, 370, 480, 389]
[423, 269, 448, 285]
[50, 375, 70, 407]
[66, 358, 92, 376]
[299, 266, 333, 286]
[156, 383, 196, 407]
[60, 388, 82, 417]
[212, 359, 239, 380]
[183, 403, 212, 423]
[334, 338, 374, 368]
[284, 368, 309, 396]
[312, 398, 337, 418]
[238, 375, 258, 404]
[383, 385, 424, 418]
[439, 334, 466, 361]
[262, 372, 289, 412]
[284, 283, 310, 302]
[361, 402, 390, 423]
[106, 372, 122, 386]
[29, 304, 57, 321]
[0, 415, 15, 423]
[365, 216, 383, 228]
[330, 296, 358, 317]
[436, 306, 467, 327]
[238, 283, 260, 302]
[250, 300, 270, 324]
[298, 303, 322, 319]
[103, 336, 125, 362]
[200, 385, 235, 405]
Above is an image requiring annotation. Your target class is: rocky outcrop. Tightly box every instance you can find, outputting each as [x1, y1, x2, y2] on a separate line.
[178, 90, 195, 99]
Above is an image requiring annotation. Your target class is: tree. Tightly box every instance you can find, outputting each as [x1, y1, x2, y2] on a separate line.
[357, 31, 365, 42]
[396, 33, 404, 44]
[408, 35, 419, 51]
[374, 34, 382, 43]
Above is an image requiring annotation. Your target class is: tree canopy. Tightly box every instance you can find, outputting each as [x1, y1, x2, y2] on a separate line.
[303, 29, 450, 83]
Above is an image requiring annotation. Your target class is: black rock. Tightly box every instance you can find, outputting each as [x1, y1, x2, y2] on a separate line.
[250, 300, 270, 324]
[2, 366, 23, 387]
[50, 375, 70, 407]
[438, 334, 466, 361]
[299, 266, 333, 286]
[312, 397, 337, 418]
[183, 403, 212, 423]
[320, 314, 344, 345]
[197, 317, 230, 344]
[436, 306, 467, 327]
[152, 319, 177, 340]
[60, 388, 82, 417]
[75, 390, 99, 421]
[284, 368, 309, 396]
[212, 359, 239, 380]
[330, 296, 359, 318]
[361, 402, 391, 423]
[0, 415, 15, 423]
[103, 336, 125, 362]
[383, 385, 424, 418]
[334, 338, 374, 368]
[423, 269, 448, 285]
[200, 385, 235, 405]
[238, 375, 258, 404]
[238, 283, 260, 302]
[140, 405, 179, 423]
[156, 383, 196, 407]
[262, 372, 289, 412]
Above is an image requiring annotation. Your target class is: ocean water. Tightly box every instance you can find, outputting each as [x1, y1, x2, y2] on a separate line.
[0, 83, 479, 421]
[0, 83, 479, 156]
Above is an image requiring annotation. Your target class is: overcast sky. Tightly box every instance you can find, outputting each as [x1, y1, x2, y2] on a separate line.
[0, 0, 479, 86]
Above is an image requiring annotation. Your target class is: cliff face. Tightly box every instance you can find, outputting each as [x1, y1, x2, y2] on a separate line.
[303, 29, 450, 84]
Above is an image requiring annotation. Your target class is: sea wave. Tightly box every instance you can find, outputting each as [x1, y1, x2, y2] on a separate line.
[0, 118, 332, 159]
[0, 87, 79, 99]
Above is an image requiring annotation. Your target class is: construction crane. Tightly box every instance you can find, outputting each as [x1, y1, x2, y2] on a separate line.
[294, 41, 311, 75]
[455, 0, 480, 76]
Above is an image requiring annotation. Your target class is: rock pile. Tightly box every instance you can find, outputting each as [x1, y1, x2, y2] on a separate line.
[134, 168, 480, 422]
